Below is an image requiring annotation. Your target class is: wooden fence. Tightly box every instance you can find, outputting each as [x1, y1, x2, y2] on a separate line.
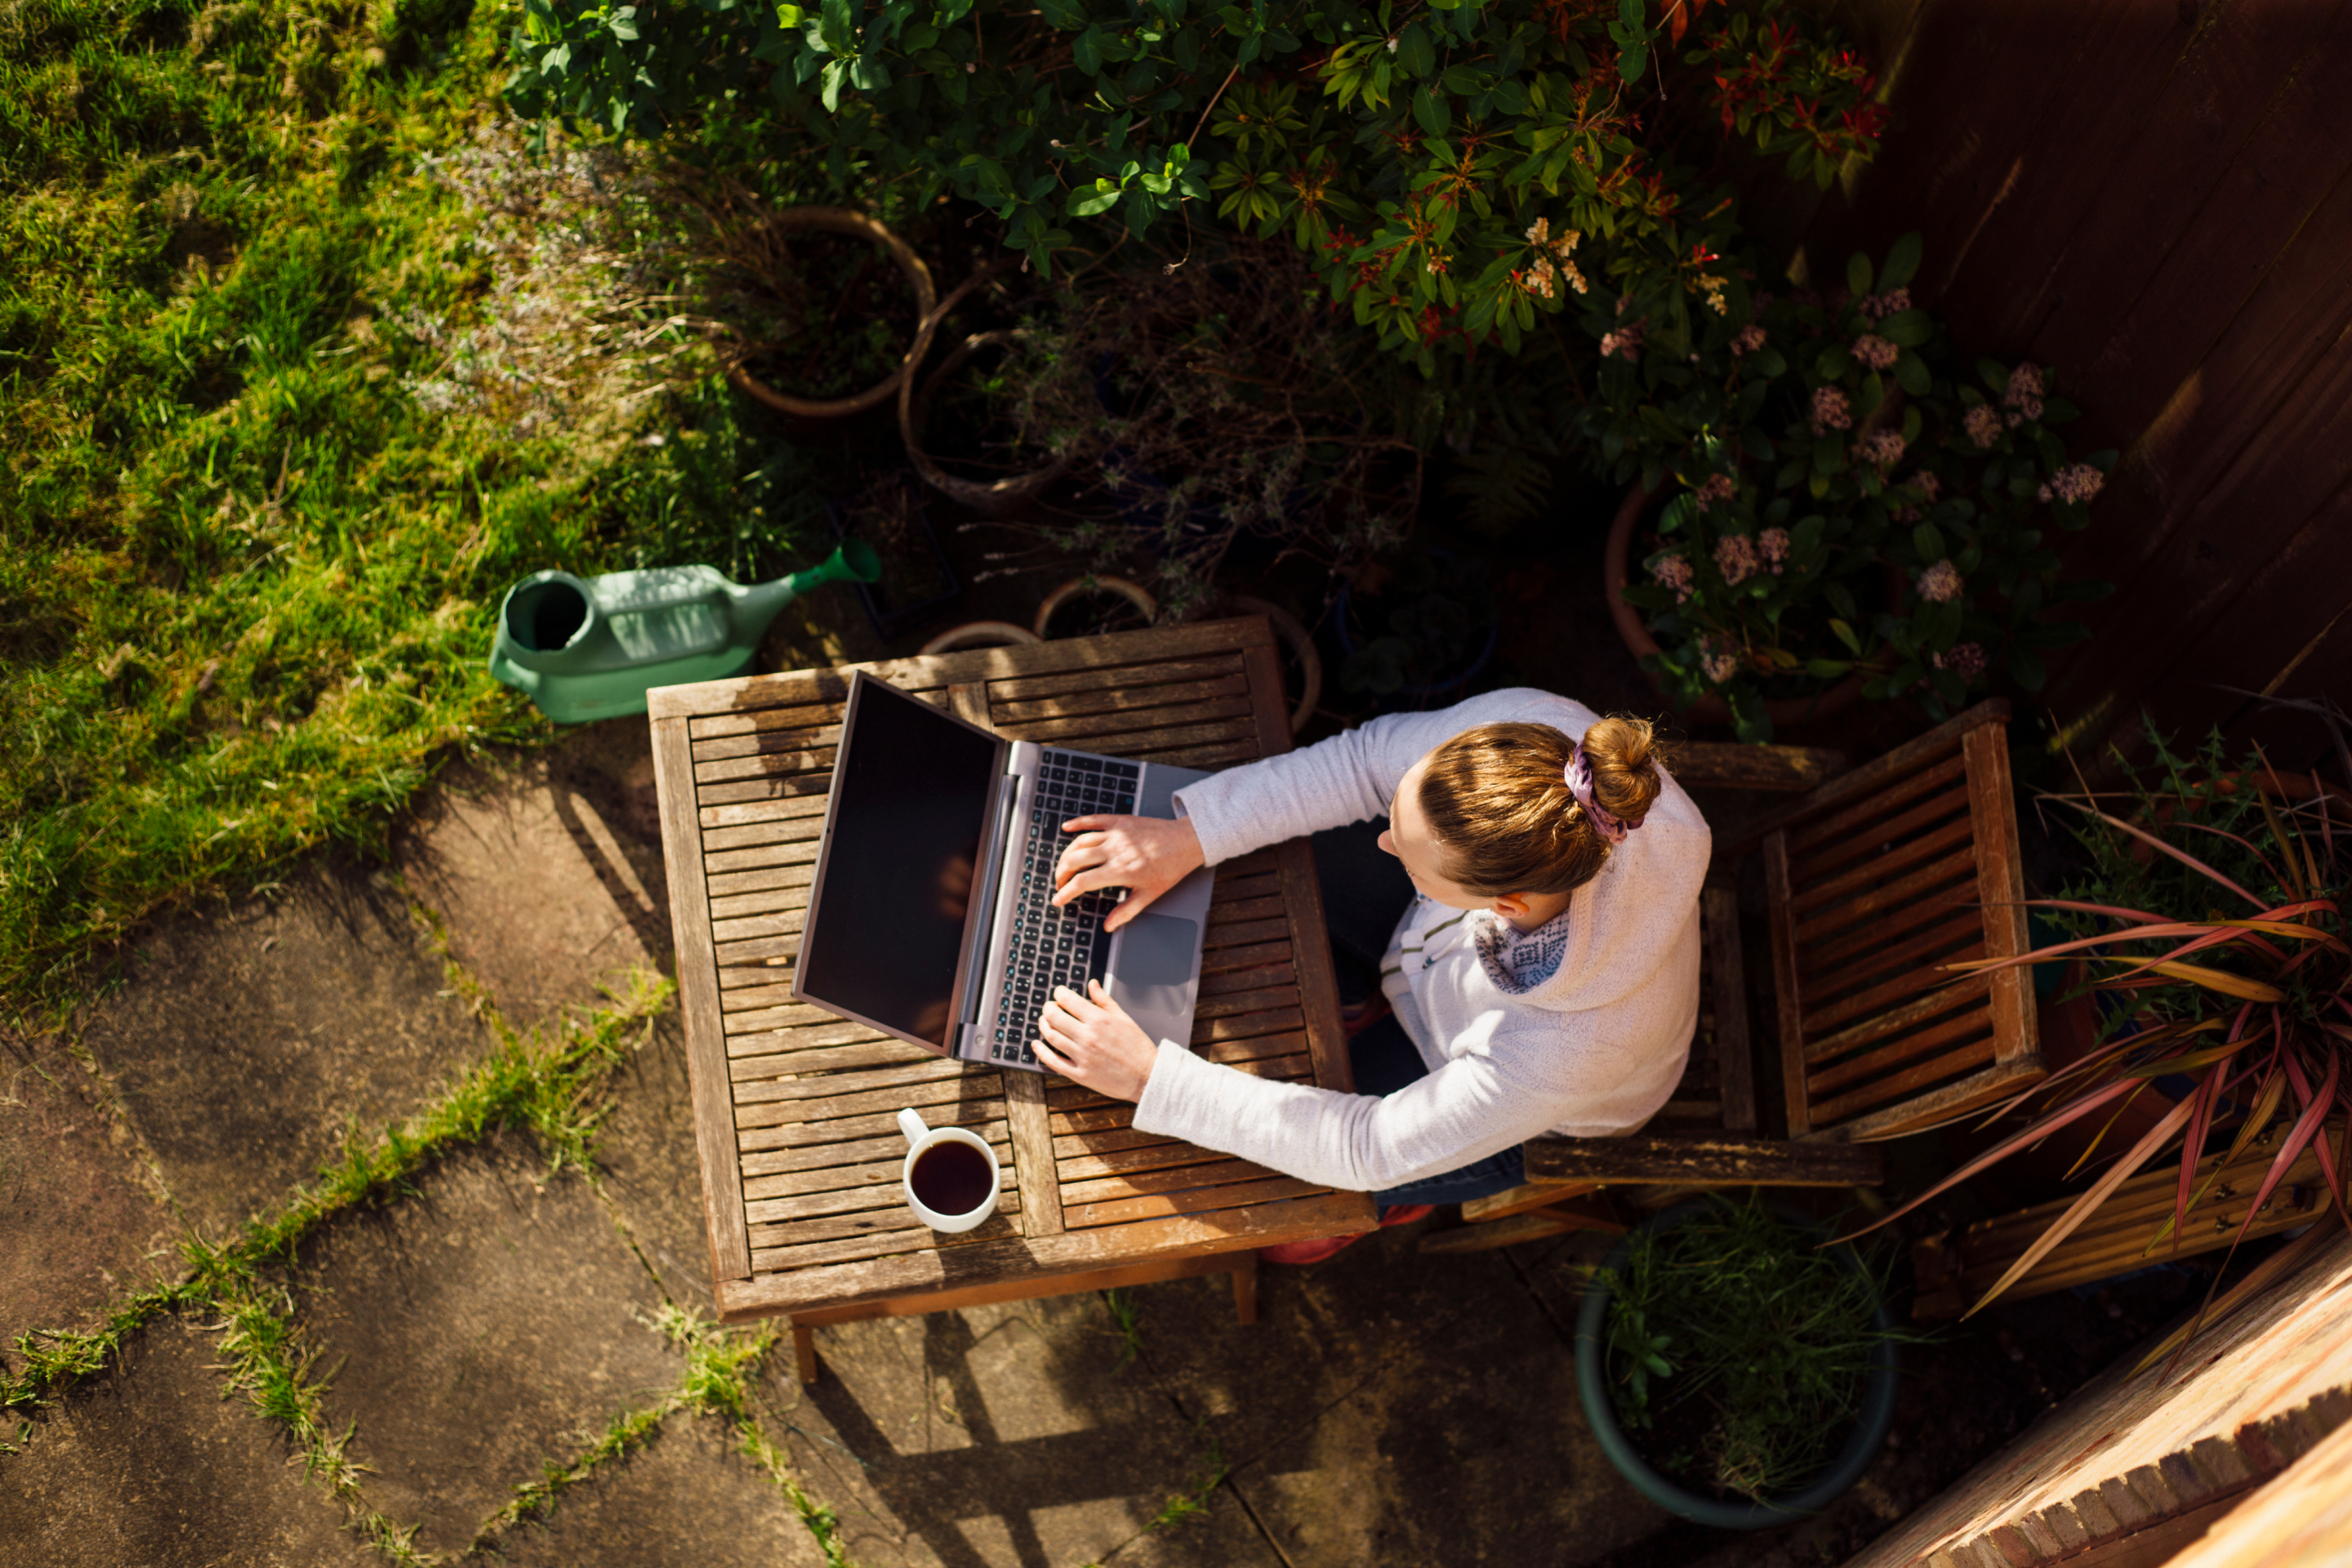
[1754, 0, 2352, 773]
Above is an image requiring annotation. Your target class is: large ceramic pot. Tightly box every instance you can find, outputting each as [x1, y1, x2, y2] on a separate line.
[1575, 1199, 1901, 1530]
[1603, 483, 1865, 729]
[724, 207, 937, 425]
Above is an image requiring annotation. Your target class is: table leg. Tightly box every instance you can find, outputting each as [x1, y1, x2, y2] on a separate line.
[793, 1321, 819, 1386]
[1232, 1256, 1258, 1325]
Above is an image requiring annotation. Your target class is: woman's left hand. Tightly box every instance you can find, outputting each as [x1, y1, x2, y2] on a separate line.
[1032, 979, 1158, 1102]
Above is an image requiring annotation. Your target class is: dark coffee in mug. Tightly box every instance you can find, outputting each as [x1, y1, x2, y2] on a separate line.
[910, 1139, 995, 1217]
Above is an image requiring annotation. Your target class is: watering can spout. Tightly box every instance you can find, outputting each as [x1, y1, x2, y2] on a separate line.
[734, 541, 884, 638]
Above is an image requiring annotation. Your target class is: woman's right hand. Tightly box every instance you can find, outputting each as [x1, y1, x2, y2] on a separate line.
[1052, 814, 1205, 933]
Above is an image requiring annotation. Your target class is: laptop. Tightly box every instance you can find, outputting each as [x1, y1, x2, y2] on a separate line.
[791, 671, 1217, 1072]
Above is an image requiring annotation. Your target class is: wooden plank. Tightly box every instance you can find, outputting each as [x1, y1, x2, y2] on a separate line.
[1134, 738, 1262, 770]
[1821, 1055, 2047, 1143]
[733, 1071, 1005, 1132]
[739, 1105, 1006, 1156]
[1806, 1006, 1997, 1098]
[747, 1197, 1023, 1265]
[730, 1056, 969, 1103]
[699, 792, 833, 830]
[717, 1188, 1376, 1320]
[740, 1123, 1009, 1180]
[694, 745, 838, 786]
[1802, 908, 1984, 1004]
[1194, 983, 1302, 1019]
[717, 981, 800, 1011]
[1701, 886, 1756, 1134]
[1808, 1037, 1997, 1127]
[1208, 870, 1285, 906]
[1059, 1156, 1284, 1205]
[1420, 1202, 1627, 1254]
[985, 653, 1249, 703]
[687, 699, 844, 742]
[1521, 1134, 1885, 1187]
[946, 680, 993, 731]
[1203, 917, 1290, 951]
[691, 721, 842, 763]
[1802, 975, 1990, 1067]
[1462, 1180, 1604, 1224]
[706, 885, 810, 924]
[742, 1143, 1009, 1202]
[1736, 704, 2007, 858]
[696, 773, 834, 808]
[706, 864, 817, 904]
[1062, 1174, 1327, 1230]
[1964, 724, 2040, 1070]
[727, 1037, 933, 1077]
[1198, 962, 1297, 999]
[701, 814, 826, 853]
[1784, 754, 1971, 872]
[1802, 940, 1987, 1040]
[1792, 844, 1980, 950]
[1763, 830, 1811, 1138]
[1671, 741, 1848, 794]
[1787, 810, 1980, 919]
[1207, 895, 1287, 927]
[991, 673, 1251, 724]
[649, 714, 753, 1284]
[1003, 1068, 1066, 1238]
[723, 1019, 888, 1058]
[652, 620, 1268, 723]
[1200, 939, 1292, 975]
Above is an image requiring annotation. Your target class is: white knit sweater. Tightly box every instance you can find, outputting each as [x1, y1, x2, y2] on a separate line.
[1132, 688, 1712, 1193]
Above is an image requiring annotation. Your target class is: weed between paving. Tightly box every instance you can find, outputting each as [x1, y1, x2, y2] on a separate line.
[0, 899, 852, 1564]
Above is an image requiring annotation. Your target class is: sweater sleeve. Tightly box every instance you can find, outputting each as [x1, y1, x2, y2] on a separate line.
[1171, 689, 1580, 866]
[1130, 1013, 1592, 1192]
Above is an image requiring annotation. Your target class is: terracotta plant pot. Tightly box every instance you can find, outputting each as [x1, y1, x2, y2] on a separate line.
[724, 207, 937, 425]
[1604, 483, 1865, 729]
[899, 261, 1071, 518]
[1032, 575, 1157, 639]
[917, 621, 1041, 656]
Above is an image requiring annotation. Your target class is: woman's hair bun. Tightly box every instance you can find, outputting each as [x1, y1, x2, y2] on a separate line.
[1579, 715, 1665, 828]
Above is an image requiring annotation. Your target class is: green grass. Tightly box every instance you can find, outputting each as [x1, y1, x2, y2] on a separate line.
[0, 0, 840, 1025]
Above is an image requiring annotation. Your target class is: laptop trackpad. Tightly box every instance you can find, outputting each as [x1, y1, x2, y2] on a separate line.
[1111, 912, 1196, 1044]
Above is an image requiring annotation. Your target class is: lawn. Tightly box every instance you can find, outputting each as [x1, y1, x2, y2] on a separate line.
[0, 0, 834, 1021]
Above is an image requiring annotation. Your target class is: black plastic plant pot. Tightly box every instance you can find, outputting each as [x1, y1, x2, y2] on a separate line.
[1575, 1199, 1901, 1530]
[828, 475, 960, 640]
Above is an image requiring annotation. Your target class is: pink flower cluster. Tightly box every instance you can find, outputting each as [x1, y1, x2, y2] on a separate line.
[1964, 403, 2003, 449]
[1811, 385, 1851, 435]
[1601, 322, 1646, 362]
[1692, 473, 1739, 514]
[1650, 554, 1695, 604]
[1731, 323, 1768, 356]
[1913, 470, 1941, 501]
[2038, 462, 2105, 506]
[1856, 429, 1908, 470]
[1851, 334, 1899, 372]
[1701, 635, 1741, 685]
[1917, 559, 1965, 604]
[1759, 526, 1790, 573]
[1856, 287, 1912, 323]
[1934, 643, 1987, 679]
[1715, 532, 1761, 586]
[2002, 362, 2046, 425]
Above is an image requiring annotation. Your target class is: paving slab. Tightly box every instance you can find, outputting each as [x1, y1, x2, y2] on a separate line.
[589, 1012, 720, 1314]
[394, 719, 670, 1040]
[491, 1409, 830, 1568]
[0, 1040, 180, 1372]
[74, 865, 496, 1239]
[0, 1316, 377, 1568]
[286, 1135, 682, 1557]
[756, 1290, 1283, 1568]
[1138, 1222, 1670, 1568]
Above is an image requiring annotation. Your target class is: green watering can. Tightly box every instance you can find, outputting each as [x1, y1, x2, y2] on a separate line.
[488, 543, 880, 724]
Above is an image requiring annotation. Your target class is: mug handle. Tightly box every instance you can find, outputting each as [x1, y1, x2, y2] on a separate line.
[897, 1107, 930, 1146]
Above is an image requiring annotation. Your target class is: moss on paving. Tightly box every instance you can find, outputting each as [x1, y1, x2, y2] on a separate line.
[0, 0, 835, 1027]
[0, 929, 858, 1565]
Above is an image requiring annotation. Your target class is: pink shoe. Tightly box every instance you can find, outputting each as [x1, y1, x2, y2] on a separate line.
[1258, 1204, 1435, 1265]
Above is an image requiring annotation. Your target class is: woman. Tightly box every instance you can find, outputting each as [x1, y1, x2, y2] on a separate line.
[1031, 688, 1711, 1260]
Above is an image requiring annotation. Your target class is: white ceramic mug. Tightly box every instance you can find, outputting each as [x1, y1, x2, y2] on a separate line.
[897, 1108, 1001, 1232]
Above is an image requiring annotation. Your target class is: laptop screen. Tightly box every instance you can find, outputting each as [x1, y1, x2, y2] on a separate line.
[798, 679, 1000, 1049]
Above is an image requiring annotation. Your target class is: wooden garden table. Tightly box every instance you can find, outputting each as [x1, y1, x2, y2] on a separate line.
[648, 617, 1375, 1364]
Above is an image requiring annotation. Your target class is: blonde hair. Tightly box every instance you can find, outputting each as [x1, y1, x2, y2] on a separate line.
[1414, 717, 1666, 897]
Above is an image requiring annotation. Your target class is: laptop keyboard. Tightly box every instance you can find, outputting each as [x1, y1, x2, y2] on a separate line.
[987, 752, 1142, 1067]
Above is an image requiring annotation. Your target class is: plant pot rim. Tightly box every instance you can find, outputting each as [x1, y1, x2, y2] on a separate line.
[900, 262, 1072, 519]
[1604, 483, 1866, 730]
[727, 206, 938, 423]
[1574, 1196, 1901, 1530]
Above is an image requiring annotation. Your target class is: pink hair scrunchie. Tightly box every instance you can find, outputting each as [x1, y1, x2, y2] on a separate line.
[1565, 739, 1636, 844]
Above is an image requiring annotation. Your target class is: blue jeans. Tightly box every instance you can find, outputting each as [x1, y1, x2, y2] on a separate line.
[1312, 822, 1529, 1209]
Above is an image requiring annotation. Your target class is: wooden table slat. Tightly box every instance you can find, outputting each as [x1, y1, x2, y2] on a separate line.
[1063, 1175, 1329, 1230]
[984, 653, 1248, 703]
[739, 1105, 1007, 1156]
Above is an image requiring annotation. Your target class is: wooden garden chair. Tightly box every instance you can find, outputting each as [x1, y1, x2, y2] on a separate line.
[1431, 702, 2045, 1251]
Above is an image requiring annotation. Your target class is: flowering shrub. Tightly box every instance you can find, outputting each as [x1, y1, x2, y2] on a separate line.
[1606, 232, 2116, 740]
[503, 0, 1885, 368]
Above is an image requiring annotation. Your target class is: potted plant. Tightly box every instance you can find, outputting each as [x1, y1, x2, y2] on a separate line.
[1844, 712, 2351, 1370]
[1334, 548, 1500, 709]
[1578, 1195, 1902, 1528]
[1591, 232, 2116, 742]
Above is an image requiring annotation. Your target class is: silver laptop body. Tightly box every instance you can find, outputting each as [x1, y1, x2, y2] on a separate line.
[791, 670, 1216, 1073]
